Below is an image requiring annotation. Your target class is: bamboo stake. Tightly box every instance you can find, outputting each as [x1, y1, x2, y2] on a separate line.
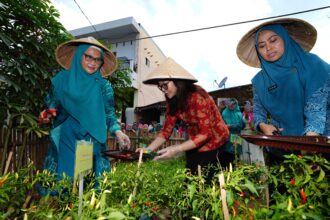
[219, 173, 229, 220]
[197, 165, 202, 177]
[4, 151, 13, 174]
[132, 150, 144, 198]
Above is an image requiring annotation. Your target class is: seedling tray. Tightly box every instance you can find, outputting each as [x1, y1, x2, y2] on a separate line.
[102, 150, 153, 161]
[240, 135, 330, 153]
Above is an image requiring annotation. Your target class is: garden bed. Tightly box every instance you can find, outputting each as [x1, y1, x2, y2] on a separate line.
[0, 154, 329, 219]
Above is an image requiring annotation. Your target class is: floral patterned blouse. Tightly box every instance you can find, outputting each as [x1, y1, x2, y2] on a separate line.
[159, 91, 229, 152]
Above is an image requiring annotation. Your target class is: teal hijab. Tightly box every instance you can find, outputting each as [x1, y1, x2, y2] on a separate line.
[252, 24, 330, 135]
[52, 44, 107, 143]
[222, 99, 243, 125]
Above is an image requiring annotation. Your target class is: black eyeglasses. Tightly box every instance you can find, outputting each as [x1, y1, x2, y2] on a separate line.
[157, 81, 170, 92]
[84, 53, 103, 65]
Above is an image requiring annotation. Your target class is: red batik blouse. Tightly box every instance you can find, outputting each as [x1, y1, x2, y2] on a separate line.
[159, 90, 229, 152]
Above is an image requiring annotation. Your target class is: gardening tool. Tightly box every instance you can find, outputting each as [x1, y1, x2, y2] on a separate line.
[240, 134, 330, 153]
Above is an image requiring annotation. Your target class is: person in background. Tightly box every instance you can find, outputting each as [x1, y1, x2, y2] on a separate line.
[221, 98, 244, 161]
[236, 18, 330, 162]
[39, 37, 130, 189]
[138, 57, 229, 182]
[240, 101, 265, 164]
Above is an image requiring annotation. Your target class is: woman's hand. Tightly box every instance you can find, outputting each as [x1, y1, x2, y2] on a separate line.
[39, 109, 57, 124]
[305, 132, 319, 136]
[115, 130, 131, 149]
[259, 123, 283, 135]
[154, 145, 182, 160]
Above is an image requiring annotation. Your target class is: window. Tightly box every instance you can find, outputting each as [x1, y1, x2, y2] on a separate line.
[145, 57, 150, 67]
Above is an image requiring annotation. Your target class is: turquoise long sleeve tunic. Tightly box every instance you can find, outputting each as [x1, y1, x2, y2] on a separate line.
[42, 80, 120, 178]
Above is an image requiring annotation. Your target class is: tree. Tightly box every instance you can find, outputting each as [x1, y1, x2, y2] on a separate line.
[107, 60, 134, 118]
[0, 0, 71, 124]
[0, 0, 133, 125]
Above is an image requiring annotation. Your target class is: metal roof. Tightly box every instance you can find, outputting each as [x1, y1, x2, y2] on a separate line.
[69, 17, 140, 40]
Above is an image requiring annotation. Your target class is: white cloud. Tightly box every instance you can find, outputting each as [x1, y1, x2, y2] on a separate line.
[51, 0, 330, 91]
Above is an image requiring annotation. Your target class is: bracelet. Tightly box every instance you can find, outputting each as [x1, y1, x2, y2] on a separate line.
[144, 148, 152, 154]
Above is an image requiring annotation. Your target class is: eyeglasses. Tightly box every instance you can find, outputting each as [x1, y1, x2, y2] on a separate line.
[157, 81, 170, 92]
[83, 53, 103, 65]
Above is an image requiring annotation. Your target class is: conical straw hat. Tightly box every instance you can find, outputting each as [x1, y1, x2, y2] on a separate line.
[55, 36, 117, 77]
[143, 57, 197, 84]
[236, 18, 317, 68]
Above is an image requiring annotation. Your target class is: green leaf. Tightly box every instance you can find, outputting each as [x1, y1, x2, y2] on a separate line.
[244, 179, 259, 196]
[316, 169, 325, 182]
[107, 211, 127, 219]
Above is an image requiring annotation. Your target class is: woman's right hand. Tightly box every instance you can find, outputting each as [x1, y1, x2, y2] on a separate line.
[39, 109, 57, 124]
[259, 123, 282, 135]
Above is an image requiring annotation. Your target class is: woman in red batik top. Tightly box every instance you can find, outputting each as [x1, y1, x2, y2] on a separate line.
[139, 57, 229, 182]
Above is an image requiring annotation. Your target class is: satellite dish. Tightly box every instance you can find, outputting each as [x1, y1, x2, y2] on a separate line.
[214, 76, 227, 89]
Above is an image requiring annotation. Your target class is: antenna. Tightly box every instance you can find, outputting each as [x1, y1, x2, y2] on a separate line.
[214, 76, 227, 89]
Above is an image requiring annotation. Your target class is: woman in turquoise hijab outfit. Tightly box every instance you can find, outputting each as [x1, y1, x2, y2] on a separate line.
[236, 18, 330, 162]
[221, 98, 244, 161]
[39, 37, 130, 185]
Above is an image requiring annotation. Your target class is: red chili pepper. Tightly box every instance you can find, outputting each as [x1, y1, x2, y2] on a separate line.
[0, 175, 8, 187]
[298, 155, 303, 159]
[132, 203, 136, 208]
[290, 178, 295, 186]
[231, 206, 237, 217]
[39, 116, 43, 125]
[240, 192, 245, 197]
[300, 188, 307, 204]
[69, 202, 73, 209]
[145, 202, 151, 207]
[152, 207, 158, 212]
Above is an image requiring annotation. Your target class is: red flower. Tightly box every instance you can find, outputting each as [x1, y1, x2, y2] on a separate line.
[290, 178, 295, 186]
[300, 188, 307, 204]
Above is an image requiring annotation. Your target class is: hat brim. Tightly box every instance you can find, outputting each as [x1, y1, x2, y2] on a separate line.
[143, 76, 198, 85]
[143, 57, 198, 85]
[55, 37, 118, 77]
[236, 18, 317, 68]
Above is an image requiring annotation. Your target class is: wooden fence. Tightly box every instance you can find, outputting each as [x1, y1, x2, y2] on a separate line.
[0, 128, 185, 174]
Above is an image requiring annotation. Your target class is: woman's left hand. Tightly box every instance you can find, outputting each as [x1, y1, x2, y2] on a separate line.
[305, 132, 319, 136]
[115, 130, 131, 149]
[154, 145, 182, 160]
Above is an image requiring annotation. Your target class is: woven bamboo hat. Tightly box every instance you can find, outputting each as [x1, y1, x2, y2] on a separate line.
[143, 57, 197, 84]
[55, 36, 117, 76]
[236, 18, 317, 68]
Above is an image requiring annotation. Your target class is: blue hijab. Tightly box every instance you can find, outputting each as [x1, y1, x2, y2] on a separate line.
[252, 24, 330, 135]
[52, 44, 107, 143]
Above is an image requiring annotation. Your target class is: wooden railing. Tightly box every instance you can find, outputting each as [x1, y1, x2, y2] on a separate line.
[0, 128, 185, 174]
[107, 130, 186, 150]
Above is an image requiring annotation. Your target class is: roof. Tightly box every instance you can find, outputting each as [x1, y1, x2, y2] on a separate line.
[70, 17, 140, 40]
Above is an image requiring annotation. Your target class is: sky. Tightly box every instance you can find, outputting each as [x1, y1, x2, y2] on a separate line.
[51, 0, 330, 91]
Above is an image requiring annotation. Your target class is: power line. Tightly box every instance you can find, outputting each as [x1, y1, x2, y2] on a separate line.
[119, 6, 330, 43]
[71, 2, 329, 44]
[73, 0, 102, 38]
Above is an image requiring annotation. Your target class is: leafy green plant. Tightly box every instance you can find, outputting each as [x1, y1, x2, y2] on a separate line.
[1, 154, 329, 219]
